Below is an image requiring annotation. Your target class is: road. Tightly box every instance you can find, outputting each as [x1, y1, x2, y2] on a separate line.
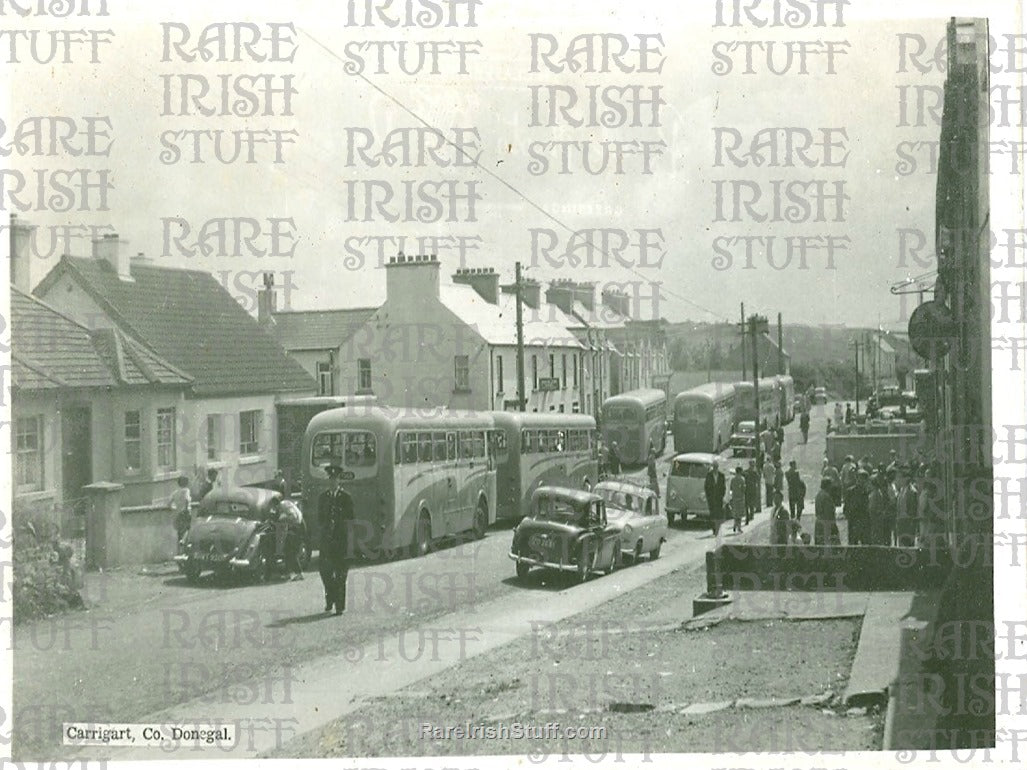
[13, 406, 832, 760]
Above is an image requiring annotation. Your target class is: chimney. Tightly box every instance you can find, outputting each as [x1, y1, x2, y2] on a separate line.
[572, 281, 596, 312]
[9, 214, 35, 294]
[131, 251, 155, 267]
[385, 253, 441, 303]
[520, 278, 541, 309]
[452, 267, 499, 304]
[545, 279, 575, 314]
[92, 232, 132, 281]
[602, 289, 631, 318]
[258, 271, 277, 325]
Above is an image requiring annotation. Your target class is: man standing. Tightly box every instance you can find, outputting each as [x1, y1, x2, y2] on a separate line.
[608, 442, 622, 476]
[785, 460, 802, 520]
[762, 457, 777, 509]
[894, 465, 918, 547]
[744, 459, 760, 525]
[840, 455, 857, 507]
[730, 467, 746, 533]
[169, 476, 192, 550]
[814, 477, 840, 545]
[868, 473, 890, 546]
[270, 468, 289, 497]
[647, 448, 660, 497]
[822, 458, 841, 508]
[318, 465, 354, 614]
[198, 467, 218, 500]
[844, 469, 871, 545]
[799, 410, 810, 443]
[704, 460, 726, 538]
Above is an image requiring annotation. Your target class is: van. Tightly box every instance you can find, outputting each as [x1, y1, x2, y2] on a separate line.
[665, 452, 721, 524]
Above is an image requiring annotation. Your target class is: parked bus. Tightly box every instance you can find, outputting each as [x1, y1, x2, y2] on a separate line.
[275, 395, 377, 495]
[601, 389, 668, 466]
[302, 406, 498, 559]
[775, 375, 795, 425]
[732, 378, 782, 430]
[672, 382, 736, 454]
[492, 412, 599, 521]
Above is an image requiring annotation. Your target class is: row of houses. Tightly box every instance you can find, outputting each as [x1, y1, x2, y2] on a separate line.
[262, 255, 669, 416]
[9, 216, 669, 527]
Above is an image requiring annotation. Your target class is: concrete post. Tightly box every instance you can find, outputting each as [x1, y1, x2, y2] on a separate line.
[83, 482, 124, 569]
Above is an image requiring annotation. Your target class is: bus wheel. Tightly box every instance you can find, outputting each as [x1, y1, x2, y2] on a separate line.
[472, 501, 488, 540]
[413, 512, 432, 557]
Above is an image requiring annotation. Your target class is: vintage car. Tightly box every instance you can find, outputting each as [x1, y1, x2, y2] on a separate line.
[174, 487, 309, 583]
[812, 386, 828, 405]
[593, 480, 667, 562]
[666, 452, 720, 524]
[730, 420, 769, 457]
[509, 487, 620, 582]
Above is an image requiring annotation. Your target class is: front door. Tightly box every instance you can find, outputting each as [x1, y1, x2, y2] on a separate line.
[61, 405, 92, 531]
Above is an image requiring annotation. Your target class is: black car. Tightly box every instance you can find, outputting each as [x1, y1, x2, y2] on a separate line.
[174, 487, 309, 583]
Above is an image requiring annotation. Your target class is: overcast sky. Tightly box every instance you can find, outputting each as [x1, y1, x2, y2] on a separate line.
[5, 1, 1014, 328]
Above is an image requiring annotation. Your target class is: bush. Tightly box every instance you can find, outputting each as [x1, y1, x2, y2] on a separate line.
[12, 509, 84, 625]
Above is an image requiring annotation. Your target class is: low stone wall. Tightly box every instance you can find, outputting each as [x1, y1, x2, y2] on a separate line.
[705, 544, 953, 594]
[121, 505, 178, 564]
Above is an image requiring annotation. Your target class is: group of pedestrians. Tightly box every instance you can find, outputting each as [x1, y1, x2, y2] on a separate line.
[598, 438, 661, 498]
[703, 457, 764, 537]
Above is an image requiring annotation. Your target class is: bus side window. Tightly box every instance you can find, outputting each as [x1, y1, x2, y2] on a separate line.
[418, 432, 432, 463]
[433, 431, 447, 462]
[473, 431, 485, 458]
[446, 432, 457, 461]
[402, 433, 418, 464]
[459, 431, 473, 459]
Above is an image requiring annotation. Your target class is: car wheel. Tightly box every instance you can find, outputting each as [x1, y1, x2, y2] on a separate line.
[516, 561, 530, 580]
[650, 540, 662, 560]
[413, 512, 432, 557]
[472, 501, 488, 540]
[633, 541, 643, 564]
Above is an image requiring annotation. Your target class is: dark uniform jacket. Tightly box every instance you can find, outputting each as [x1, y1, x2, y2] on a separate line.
[319, 487, 354, 559]
[704, 469, 726, 513]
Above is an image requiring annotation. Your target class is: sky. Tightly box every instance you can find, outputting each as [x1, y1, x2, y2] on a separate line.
[2, 0, 1015, 328]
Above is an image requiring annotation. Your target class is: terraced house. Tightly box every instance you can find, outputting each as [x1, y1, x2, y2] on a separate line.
[19, 224, 316, 514]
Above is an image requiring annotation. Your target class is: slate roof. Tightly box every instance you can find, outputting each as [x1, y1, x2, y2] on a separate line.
[438, 284, 584, 349]
[33, 256, 316, 397]
[11, 288, 192, 391]
[269, 307, 378, 351]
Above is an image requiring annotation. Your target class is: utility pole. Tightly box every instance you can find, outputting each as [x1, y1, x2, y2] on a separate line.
[514, 261, 526, 412]
[777, 312, 784, 375]
[748, 314, 768, 467]
[851, 338, 861, 416]
[739, 302, 747, 380]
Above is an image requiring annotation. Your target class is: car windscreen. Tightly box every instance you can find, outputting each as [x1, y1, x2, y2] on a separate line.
[533, 500, 583, 523]
[671, 461, 709, 479]
[598, 489, 641, 512]
[205, 500, 263, 521]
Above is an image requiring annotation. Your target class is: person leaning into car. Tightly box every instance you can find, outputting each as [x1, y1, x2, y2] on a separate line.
[319, 465, 354, 615]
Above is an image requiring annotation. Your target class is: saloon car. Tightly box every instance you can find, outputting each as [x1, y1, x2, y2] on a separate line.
[730, 420, 770, 457]
[174, 487, 309, 583]
[593, 480, 667, 562]
[509, 487, 620, 582]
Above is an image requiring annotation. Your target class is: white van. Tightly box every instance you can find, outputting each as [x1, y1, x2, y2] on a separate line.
[665, 452, 721, 525]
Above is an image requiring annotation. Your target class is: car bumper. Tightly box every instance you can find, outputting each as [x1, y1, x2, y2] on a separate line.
[509, 551, 579, 573]
[174, 553, 247, 569]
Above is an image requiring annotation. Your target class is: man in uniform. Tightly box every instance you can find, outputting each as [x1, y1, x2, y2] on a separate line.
[704, 460, 726, 538]
[318, 465, 354, 614]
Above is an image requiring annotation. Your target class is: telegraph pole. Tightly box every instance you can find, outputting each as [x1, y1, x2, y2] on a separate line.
[514, 261, 526, 412]
[748, 314, 768, 467]
[851, 338, 861, 416]
[777, 312, 784, 375]
[739, 302, 747, 380]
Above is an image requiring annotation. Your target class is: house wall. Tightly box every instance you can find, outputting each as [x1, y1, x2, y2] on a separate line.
[185, 394, 280, 490]
[37, 272, 114, 330]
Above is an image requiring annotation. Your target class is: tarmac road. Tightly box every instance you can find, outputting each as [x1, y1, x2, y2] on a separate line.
[13, 410, 830, 761]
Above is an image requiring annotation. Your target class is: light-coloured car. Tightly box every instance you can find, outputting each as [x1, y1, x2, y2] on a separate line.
[594, 480, 667, 562]
[665, 452, 721, 525]
[813, 387, 828, 404]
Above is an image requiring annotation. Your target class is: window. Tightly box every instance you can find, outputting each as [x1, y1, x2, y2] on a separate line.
[549, 354, 555, 379]
[495, 355, 504, 393]
[532, 355, 538, 390]
[124, 410, 142, 470]
[317, 361, 334, 396]
[573, 354, 578, 388]
[433, 431, 448, 461]
[239, 409, 261, 456]
[206, 414, 221, 461]
[14, 415, 44, 492]
[156, 407, 176, 469]
[561, 354, 567, 388]
[314, 431, 376, 467]
[559, 405, 565, 413]
[454, 355, 470, 391]
[418, 432, 433, 462]
[358, 358, 372, 392]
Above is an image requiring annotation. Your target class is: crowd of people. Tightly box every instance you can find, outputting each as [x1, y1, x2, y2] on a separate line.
[702, 421, 947, 549]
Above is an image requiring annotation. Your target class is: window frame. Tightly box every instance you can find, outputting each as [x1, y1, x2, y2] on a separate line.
[124, 410, 142, 471]
[316, 360, 334, 396]
[357, 358, 372, 392]
[156, 407, 177, 470]
[454, 354, 470, 392]
[14, 414, 44, 493]
[239, 409, 262, 457]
